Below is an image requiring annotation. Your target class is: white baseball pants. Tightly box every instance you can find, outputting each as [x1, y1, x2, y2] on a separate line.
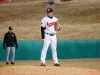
[40, 34, 58, 64]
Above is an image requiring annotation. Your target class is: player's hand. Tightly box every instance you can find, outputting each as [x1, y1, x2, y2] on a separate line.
[55, 21, 60, 30]
[16, 45, 18, 49]
[41, 39, 44, 42]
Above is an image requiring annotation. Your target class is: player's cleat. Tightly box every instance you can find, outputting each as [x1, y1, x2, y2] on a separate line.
[40, 63, 46, 66]
[54, 63, 60, 66]
[11, 62, 14, 65]
[6, 62, 9, 65]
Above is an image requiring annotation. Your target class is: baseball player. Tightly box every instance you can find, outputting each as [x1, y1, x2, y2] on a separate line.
[3, 26, 18, 65]
[40, 8, 60, 66]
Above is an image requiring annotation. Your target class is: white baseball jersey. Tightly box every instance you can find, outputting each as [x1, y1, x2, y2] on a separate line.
[40, 16, 59, 64]
[41, 16, 58, 34]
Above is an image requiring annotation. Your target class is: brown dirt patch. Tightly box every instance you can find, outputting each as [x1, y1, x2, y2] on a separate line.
[0, 66, 100, 75]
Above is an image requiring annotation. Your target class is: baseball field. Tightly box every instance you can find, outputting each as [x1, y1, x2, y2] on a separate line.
[0, 59, 100, 75]
[0, 0, 100, 75]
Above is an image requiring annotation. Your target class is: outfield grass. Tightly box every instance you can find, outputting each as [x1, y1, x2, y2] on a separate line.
[0, 59, 100, 69]
[0, 0, 100, 40]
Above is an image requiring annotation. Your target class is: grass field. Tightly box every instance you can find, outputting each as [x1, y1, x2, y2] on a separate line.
[0, 0, 100, 40]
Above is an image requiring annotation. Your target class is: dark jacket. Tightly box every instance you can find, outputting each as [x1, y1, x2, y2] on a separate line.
[3, 32, 18, 48]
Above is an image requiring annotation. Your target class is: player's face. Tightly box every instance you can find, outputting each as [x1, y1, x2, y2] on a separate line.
[9, 30, 12, 33]
[47, 12, 53, 17]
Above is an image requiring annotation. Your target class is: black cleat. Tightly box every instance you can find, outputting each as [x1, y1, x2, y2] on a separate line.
[11, 62, 14, 65]
[54, 63, 60, 66]
[40, 63, 46, 66]
[6, 62, 9, 65]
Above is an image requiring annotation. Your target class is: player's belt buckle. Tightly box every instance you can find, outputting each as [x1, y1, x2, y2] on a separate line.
[46, 33, 54, 36]
[49, 34, 54, 36]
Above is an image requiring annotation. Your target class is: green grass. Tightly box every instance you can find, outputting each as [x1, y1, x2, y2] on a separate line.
[0, 59, 100, 69]
[0, 0, 100, 40]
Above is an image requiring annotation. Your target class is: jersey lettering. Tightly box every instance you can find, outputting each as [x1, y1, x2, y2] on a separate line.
[47, 22, 56, 27]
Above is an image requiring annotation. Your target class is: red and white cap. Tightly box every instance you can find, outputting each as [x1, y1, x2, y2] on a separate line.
[47, 8, 53, 13]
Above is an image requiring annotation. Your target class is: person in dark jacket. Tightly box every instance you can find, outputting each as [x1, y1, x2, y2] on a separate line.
[3, 26, 18, 65]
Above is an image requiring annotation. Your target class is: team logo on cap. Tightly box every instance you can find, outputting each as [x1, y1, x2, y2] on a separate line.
[48, 9, 50, 11]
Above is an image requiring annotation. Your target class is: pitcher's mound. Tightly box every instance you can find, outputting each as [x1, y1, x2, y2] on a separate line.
[0, 66, 100, 75]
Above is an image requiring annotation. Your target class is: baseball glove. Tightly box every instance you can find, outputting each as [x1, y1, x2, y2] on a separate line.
[55, 22, 61, 31]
